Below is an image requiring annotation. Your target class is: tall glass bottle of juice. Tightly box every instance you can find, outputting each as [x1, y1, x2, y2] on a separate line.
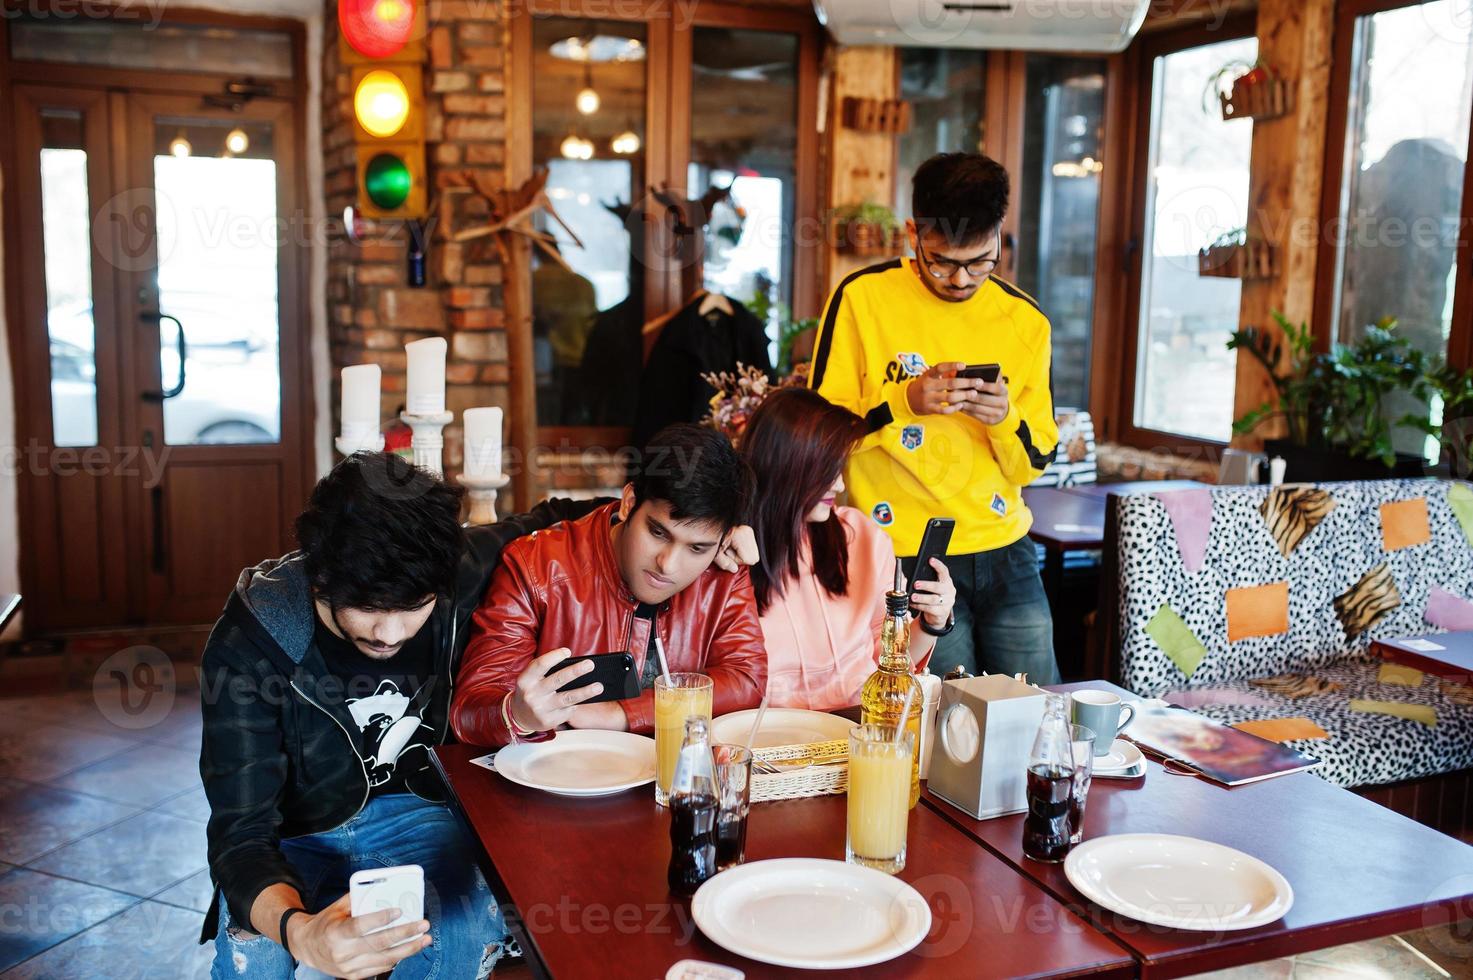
[860, 560, 922, 808]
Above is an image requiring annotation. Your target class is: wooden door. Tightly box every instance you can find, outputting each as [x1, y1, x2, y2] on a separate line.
[8, 84, 309, 629]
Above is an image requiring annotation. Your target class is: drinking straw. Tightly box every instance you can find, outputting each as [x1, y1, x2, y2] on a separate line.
[894, 682, 918, 744]
[744, 697, 769, 749]
[654, 635, 673, 684]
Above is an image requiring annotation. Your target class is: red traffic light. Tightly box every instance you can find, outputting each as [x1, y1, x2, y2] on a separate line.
[340, 0, 415, 59]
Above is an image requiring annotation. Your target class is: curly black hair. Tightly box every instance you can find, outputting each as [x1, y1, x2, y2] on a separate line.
[294, 451, 465, 611]
[911, 152, 1010, 246]
[631, 424, 753, 532]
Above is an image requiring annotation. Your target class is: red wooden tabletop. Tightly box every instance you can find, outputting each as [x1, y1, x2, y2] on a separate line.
[1372, 632, 1473, 684]
[433, 743, 1135, 980]
[923, 681, 1473, 978]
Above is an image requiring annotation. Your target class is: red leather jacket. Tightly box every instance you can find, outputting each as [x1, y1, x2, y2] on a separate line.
[451, 502, 767, 746]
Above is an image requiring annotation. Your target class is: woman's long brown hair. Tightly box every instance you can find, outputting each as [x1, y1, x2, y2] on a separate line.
[741, 388, 867, 614]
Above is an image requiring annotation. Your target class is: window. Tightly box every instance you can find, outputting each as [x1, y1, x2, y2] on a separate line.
[40, 112, 97, 448]
[1133, 36, 1257, 442]
[1016, 56, 1106, 413]
[895, 48, 986, 225]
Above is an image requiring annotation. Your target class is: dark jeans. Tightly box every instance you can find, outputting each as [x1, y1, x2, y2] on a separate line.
[903, 536, 1059, 684]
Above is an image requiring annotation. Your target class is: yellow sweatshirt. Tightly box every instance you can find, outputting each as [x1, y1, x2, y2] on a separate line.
[810, 258, 1059, 557]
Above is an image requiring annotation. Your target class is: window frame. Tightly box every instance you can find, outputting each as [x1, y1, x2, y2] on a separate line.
[1312, 0, 1473, 370]
[1108, 13, 1259, 456]
[506, 0, 823, 501]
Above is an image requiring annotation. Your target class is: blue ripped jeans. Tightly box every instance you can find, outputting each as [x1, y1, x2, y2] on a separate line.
[212, 794, 511, 980]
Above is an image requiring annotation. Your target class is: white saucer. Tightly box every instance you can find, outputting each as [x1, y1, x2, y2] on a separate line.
[1093, 738, 1145, 774]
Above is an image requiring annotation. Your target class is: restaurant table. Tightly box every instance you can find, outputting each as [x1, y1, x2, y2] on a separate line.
[434, 743, 1135, 980]
[922, 681, 1473, 979]
[1022, 482, 1209, 604]
[1372, 631, 1473, 684]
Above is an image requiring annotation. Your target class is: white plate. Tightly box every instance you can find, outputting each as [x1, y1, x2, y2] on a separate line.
[1093, 760, 1147, 781]
[491, 729, 656, 797]
[1093, 739, 1145, 774]
[1065, 834, 1293, 931]
[711, 708, 854, 749]
[692, 858, 931, 969]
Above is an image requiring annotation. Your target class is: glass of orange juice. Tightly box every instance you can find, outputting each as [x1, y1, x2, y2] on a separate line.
[846, 723, 914, 874]
[654, 673, 713, 806]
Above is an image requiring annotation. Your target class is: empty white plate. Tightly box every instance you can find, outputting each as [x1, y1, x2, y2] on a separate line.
[1065, 834, 1293, 931]
[692, 858, 931, 969]
[711, 708, 853, 748]
[491, 729, 656, 797]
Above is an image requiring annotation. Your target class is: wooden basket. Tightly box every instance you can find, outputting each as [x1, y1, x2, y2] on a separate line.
[1220, 73, 1291, 121]
[1198, 239, 1279, 280]
[751, 739, 848, 802]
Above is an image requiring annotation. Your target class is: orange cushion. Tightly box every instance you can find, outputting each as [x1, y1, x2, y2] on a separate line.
[1231, 717, 1329, 742]
[1225, 581, 1290, 643]
[1380, 497, 1431, 552]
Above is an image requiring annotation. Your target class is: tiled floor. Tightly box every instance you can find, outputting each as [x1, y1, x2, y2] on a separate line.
[0, 691, 1468, 978]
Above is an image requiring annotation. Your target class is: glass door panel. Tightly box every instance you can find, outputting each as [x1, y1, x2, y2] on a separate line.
[688, 26, 799, 361]
[151, 116, 282, 445]
[1017, 56, 1106, 413]
[895, 48, 986, 225]
[1133, 36, 1257, 442]
[531, 16, 649, 427]
[39, 110, 100, 448]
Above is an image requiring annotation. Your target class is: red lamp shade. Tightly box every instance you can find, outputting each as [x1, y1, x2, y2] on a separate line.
[340, 0, 415, 59]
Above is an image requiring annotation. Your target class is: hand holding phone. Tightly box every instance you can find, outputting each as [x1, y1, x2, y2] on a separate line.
[350, 865, 425, 947]
[910, 518, 955, 598]
[955, 363, 1000, 383]
[551, 651, 640, 703]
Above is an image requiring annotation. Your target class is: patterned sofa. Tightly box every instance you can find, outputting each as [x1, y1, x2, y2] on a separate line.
[1105, 479, 1473, 792]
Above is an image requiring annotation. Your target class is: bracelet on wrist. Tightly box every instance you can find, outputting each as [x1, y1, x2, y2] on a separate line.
[919, 611, 955, 638]
[279, 906, 305, 959]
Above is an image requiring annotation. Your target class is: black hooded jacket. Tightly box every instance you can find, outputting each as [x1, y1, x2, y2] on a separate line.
[197, 497, 601, 941]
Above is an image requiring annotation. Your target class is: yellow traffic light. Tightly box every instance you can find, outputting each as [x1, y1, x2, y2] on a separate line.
[354, 69, 411, 138]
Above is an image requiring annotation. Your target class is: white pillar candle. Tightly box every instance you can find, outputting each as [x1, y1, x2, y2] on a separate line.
[340, 363, 381, 443]
[463, 406, 503, 478]
[405, 337, 447, 416]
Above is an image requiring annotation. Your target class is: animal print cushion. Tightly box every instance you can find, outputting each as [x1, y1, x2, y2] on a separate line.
[1164, 660, 1473, 787]
[1116, 480, 1473, 697]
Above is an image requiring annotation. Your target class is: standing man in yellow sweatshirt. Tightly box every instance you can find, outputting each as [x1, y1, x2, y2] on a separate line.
[810, 152, 1060, 682]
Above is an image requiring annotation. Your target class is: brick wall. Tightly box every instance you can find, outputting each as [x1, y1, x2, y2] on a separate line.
[323, 0, 510, 478]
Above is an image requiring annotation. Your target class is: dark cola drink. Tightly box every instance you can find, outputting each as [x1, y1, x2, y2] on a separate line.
[668, 791, 719, 896]
[1023, 764, 1073, 863]
[715, 810, 747, 870]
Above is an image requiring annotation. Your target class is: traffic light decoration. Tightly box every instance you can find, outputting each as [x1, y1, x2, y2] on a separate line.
[340, 0, 427, 219]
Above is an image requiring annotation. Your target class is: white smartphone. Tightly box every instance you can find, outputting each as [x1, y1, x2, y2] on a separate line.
[349, 864, 425, 947]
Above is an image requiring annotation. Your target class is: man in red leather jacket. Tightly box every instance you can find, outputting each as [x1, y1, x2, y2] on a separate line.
[451, 424, 766, 745]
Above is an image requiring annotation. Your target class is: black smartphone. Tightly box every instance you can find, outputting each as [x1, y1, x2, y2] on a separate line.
[910, 517, 956, 598]
[551, 652, 640, 703]
[956, 363, 1001, 383]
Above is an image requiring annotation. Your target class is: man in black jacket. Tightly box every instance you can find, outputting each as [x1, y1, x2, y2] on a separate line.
[199, 452, 600, 979]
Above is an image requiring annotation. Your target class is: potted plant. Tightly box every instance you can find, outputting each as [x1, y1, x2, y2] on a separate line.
[833, 201, 902, 256]
[1228, 312, 1429, 480]
[1404, 360, 1473, 478]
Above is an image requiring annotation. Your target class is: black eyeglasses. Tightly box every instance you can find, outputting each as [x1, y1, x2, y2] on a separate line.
[916, 230, 1002, 280]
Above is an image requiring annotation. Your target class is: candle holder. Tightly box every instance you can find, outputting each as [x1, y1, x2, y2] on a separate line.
[335, 432, 386, 457]
[457, 471, 511, 526]
[399, 410, 454, 476]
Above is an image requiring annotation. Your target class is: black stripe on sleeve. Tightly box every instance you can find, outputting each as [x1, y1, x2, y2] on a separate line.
[1016, 419, 1057, 470]
[991, 275, 1043, 314]
[810, 259, 903, 391]
[864, 402, 894, 434]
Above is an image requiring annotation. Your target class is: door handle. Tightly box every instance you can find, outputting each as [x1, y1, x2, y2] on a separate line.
[141, 311, 186, 401]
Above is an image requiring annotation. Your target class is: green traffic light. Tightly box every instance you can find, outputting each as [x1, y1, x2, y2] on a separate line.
[364, 152, 411, 210]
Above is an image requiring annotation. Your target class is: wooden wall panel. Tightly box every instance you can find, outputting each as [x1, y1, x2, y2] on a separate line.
[1231, 0, 1335, 446]
[825, 45, 899, 293]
